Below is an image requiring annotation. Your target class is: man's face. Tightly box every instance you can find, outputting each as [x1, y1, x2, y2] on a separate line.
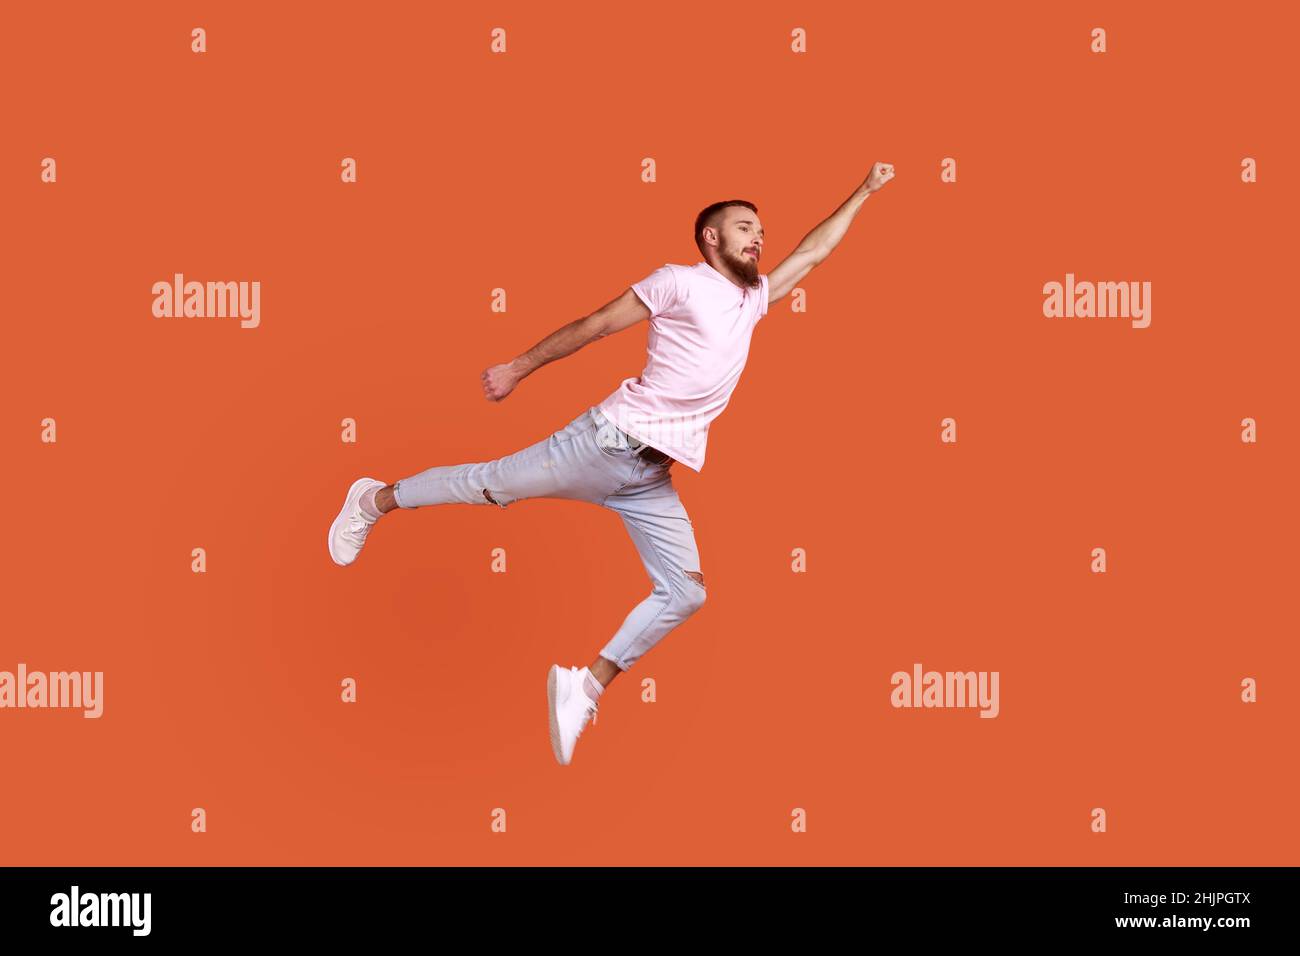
[713, 210, 763, 288]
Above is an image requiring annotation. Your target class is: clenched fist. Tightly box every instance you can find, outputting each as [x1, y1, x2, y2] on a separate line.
[862, 161, 895, 194]
[481, 362, 520, 402]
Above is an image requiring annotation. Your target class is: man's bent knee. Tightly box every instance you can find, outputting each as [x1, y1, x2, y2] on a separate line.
[680, 569, 707, 614]
[483, 488, 510, 508]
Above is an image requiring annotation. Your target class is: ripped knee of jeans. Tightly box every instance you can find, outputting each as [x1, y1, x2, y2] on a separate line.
[483, 488, 507, 508]
[683, 570, 705, 589]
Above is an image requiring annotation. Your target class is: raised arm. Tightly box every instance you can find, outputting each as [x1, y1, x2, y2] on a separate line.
[766, 161, 895, 306]
[481, 287, 650, 402]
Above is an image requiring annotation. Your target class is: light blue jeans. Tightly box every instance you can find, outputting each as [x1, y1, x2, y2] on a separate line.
[391, 406, 706, 671]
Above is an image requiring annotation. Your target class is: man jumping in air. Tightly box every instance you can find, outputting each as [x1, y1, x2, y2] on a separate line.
[328, 162, 896, 765]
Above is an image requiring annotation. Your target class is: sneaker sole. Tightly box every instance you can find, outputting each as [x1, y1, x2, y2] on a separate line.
[546, 665, 567, 765]
[328, 477, 380, 567]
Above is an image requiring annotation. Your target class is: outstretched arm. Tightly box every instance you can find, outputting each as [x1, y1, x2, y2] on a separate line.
[766, 161, 895, 306]
[481, 287, 650, 401]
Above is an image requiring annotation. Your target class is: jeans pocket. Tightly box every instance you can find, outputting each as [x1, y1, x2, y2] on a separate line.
[597, 438, 635, 460]
[592, 415, 634, 458]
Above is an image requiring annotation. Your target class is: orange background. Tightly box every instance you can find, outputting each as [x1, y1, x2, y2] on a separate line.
[2, 1, 1297, 865]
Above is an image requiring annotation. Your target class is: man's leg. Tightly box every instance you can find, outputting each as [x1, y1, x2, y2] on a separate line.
[385, 407, 612, 511]
[582, 563, 698, 690]
[593, 480, 707, 681]
[546, 475, 705, 767]
[329, 407, 622, 567]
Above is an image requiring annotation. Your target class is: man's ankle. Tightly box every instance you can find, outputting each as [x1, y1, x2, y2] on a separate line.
[359, 485, 386, 521]
[583, 669, 605, 702]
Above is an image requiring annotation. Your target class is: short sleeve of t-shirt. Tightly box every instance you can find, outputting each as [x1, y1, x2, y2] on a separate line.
[630, 264, 679, 317]
[759, 273, 770, 318]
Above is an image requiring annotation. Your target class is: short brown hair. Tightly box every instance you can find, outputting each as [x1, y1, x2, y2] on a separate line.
[694, 200, 758, 257]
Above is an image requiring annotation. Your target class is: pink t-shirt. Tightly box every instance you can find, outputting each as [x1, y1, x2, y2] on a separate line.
[597, 260, 769, 472]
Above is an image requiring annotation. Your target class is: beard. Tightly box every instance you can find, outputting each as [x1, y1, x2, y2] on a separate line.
[720, 239, 762, 288]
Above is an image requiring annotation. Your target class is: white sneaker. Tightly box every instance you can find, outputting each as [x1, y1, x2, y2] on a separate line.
[328, 477, 387, 566]
[547, 665, 599, 766]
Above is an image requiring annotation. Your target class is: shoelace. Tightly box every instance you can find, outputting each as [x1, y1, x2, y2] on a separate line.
[569, 667, 598, 729]
[342, 513, 373, 545]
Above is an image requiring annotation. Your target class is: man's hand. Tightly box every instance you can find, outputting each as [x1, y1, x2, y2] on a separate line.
[862, 161, 895, 194]
[481, 361, 522, 402]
